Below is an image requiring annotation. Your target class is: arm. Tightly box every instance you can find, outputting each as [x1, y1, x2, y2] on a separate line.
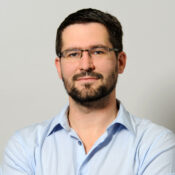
[138, 130, 175, 175]
[1, 133, 34, 175]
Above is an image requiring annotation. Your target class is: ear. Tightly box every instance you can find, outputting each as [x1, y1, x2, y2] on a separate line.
[55, 57, 62, 79]
[117, 51, 127, 74]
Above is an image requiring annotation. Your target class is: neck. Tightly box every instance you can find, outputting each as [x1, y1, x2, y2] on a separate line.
[68, 90, 118, 121]
[67, 90, 118, 153]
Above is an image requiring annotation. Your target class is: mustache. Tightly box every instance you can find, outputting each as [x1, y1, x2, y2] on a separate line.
[72, 71, 103, 81]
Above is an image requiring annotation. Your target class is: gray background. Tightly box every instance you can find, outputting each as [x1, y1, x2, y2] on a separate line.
[0, 0, 175, 162]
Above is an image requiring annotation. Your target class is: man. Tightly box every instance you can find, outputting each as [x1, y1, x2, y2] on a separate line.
[1, 8, 175, 175]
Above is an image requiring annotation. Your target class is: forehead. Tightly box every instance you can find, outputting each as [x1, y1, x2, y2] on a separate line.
[61, 22, 112, 50]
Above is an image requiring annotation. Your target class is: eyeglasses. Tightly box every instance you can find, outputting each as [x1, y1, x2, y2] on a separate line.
[58, 46, 118, 61]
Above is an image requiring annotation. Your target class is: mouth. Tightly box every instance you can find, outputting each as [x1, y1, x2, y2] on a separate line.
[77, 76, 99, 83]
[73, 72, 103, 82]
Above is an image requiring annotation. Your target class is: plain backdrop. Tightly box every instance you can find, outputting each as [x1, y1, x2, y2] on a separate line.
[0, 0, 175, 162]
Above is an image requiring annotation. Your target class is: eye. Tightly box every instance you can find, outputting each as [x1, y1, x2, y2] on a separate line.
[92, 48, 106, 55]
[94, 50, 104, 55]
[66, 51, 80, 58]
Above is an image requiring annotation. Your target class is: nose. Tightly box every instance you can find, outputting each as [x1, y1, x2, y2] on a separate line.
[78, 50, 95, 71]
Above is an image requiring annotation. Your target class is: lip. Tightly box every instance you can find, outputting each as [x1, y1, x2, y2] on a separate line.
[77, 76, 98, 82]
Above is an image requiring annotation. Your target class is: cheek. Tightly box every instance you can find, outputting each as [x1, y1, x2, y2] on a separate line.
[61, 62, 78, 79]
[94, 59, 117, 75]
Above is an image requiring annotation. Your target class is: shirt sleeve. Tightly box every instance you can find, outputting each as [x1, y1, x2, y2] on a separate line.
[138, 129, 175, 175]
[1, 132, 34, 175]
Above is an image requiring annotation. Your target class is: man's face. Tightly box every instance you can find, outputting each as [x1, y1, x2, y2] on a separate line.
[55, 23, 126, 105]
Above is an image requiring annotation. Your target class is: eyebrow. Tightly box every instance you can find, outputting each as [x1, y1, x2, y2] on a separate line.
[62, 44, 109, 52]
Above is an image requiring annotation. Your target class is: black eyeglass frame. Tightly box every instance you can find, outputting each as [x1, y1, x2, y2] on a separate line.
[58, 46, 119, 58]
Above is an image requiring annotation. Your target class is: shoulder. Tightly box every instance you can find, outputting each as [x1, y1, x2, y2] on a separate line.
[4, 117, 55, 160]
[130, 114, 175, 143]
[1, 104, 69, 174]
[13, 118, 54, 147]
[1, 115, 61, 174]
[129, 114, 175, 149]
[119, 102, 175, 143]
[130, 114, 175, 173]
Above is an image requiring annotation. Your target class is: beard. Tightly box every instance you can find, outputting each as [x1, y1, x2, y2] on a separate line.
[62, 68, 118, 106]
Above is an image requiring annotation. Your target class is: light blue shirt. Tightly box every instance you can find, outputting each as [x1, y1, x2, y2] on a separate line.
[1, 102, 175, 175]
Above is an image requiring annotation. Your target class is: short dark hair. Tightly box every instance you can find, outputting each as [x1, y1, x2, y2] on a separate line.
[55, 8, 123, 57]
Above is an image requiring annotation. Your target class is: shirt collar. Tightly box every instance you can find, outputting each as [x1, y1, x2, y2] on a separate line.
[47, 105, 70, 136]
[107, 102, 136, 135]
[48, 101, 136, 136]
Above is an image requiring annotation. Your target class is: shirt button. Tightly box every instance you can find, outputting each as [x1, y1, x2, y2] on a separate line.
[78, 141, 82, 145]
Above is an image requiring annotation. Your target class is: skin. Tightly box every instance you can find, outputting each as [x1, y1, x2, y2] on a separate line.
[55, 23, 126, 153]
